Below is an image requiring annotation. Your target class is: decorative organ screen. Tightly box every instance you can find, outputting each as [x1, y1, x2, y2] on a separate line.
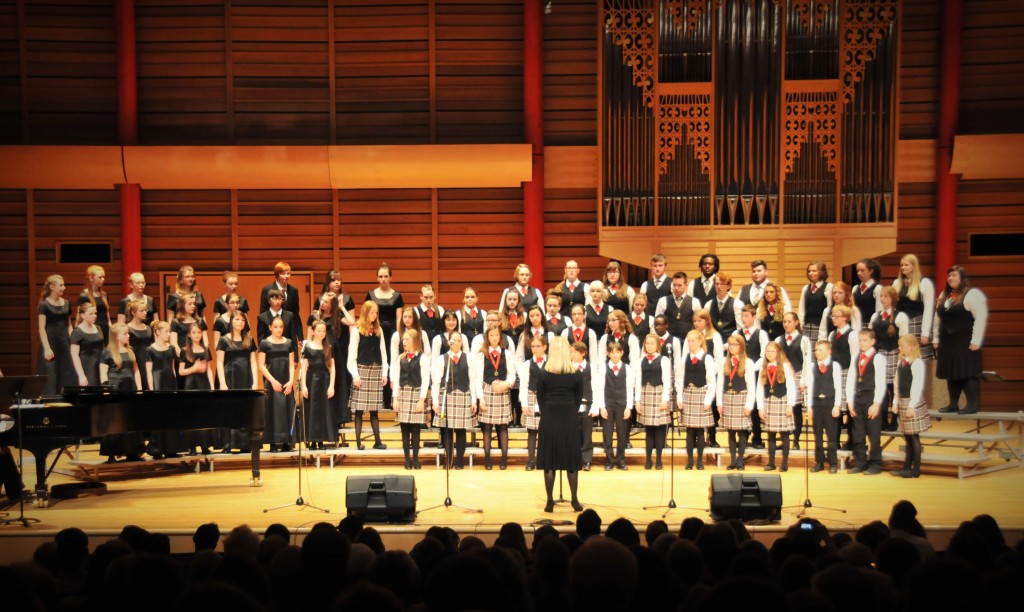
[601, 0, 898, 228]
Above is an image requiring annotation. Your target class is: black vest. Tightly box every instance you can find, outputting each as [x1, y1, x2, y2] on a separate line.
[722, 361, 748, 393]
[854, 352, 877, 396]
[763, 365, 787, 399]
[663, 296, 694, 339]
[640, 356, 664, 387]
[937, 299, 973, 336]
[482, 349, 508, 384]
[631, 314, 652, 340]
[691, 276, 715, 305]
[683, 356, 708, 388]
[357, 333, 383, 365]
[567, 327, 595, 362]
[897, 284, 925, 318]
[559, 282, 586, 316]
[509, 286, 540, 309]
[741, 329, 761, 361]
[443, 354, 471, 393]
[418, 307, 444, 341]
[897, 360, 913, 397]
[853, 281, 879, 323]
[831, 330, 852, 369]
[708, 296, 738, 338]
[604, 364, 628, 408]
[781, 335, 804, 371]
[586, 303, 611, 334]
[811, 363, 836, 407]
[871, 311, 900, 351]
[644, 277, 672, 316]
[527, 359, 545, 392]
[601, 332, 633, 364]
[460, 310, 485, 343]
[803, 283, 829, 324]
[606, 289, 630, 314]
[398, 354, 424, 388]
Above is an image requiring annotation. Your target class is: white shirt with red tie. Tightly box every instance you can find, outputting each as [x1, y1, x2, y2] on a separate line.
[732, 325, 769, 371]
[593, 359, 635, 413]
[517, 355, 547, 415]
[675, 349, 717, 406]
[597, 331, 641, 367]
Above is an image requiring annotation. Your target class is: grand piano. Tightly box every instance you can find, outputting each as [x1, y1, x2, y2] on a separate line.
[1, 387, 265, 504]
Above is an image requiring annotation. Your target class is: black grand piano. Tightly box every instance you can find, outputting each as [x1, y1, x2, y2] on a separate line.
[1, 386, 265, 504]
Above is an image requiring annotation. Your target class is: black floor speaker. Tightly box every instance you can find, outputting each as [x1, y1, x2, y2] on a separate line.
[708, 474, 782, 522]
[345, 475, 417, 523]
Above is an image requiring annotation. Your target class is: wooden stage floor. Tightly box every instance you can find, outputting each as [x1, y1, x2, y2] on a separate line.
[2, 438, 1023, 562]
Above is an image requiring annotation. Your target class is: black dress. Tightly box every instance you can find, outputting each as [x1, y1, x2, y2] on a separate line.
[181, 347, 216, 451]
[118, 295, 158, 325]
[147, 345, 183, 455]
[77, 291, 111, 342]
[334, 294, 356, 423]
[166, 290, 207, 319]
[303, 345, 336, 444]
[37, 299, 76, 396]
[218, 337, 256, 450]
[936, 294, 983, 380]
[367, 290, 404, 408]
[70, 327, 104, 386]
[536, 370, 585, 471]
[260, 338, 296, 446]
[128, 325, 154, 391]
[98, 349, 144, 458]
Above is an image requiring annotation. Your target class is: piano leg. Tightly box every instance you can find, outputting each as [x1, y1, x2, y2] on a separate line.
[31, 450, 50, 507]
[249, 430, 262, 487]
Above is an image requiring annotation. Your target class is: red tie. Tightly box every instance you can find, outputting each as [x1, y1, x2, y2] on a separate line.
[426, 309, 434, 318]
[732, 358, 739, 369]
[634, 316, 642, 325]
[819, 364, 827, 374]
[569, 282, 576, 292]
[786, 335, 793, 342]
[810, 284, 816, 294]
[521, 287, 528, 296]
[452, 355, 460, 364]
[836, 331, 842, 339]
[613, 332, 621, 340]
[691, 357, 698, 365]
[469, 309, 477, 318]
[882, 312, 890, 320]
[551, 317, 559, 326]
[659, 338, 666, 348]
[578, 364, 584, 372]
[745, 329, 751, 337]
[574, 329, 583, 342]
[861, 283, 868, 293]
[611, 365, 619, 374]
[859, 355, 868, 368]
[534, 329, 541, 336]
[768, 306, 775, 316]
[901, 358, 908, 367]
[648, 353, 656, 363]
[536, 358, 544, 365]
[491, 350, 500, 359]
[610, 285, 618, 292]
[509, 314, 518, 327]
[407, 353, 415, 361]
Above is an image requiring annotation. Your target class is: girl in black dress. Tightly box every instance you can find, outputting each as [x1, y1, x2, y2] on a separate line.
[71, 303, 103, 386]
[170, 293, 208, 355]
[499, 263, 545, 311]
[145, 320, 181, 458]
[99, 323, 144, 461]
[37, 274, 75, 396]
[118, 272, 157, 325]
[213, 292, 243, 351]
[366, 263, 403, 409]
[258, 316, 297, 452]
[934, 265, 988, 415]
[348, 301, 389, 450]
[628, 293, 653, 339]
[537, 336, 585, 512]
[585, 281, 614, 332]
[217, 312, 258, 452]
[78, 265, 111, 343]
[798, 261, 832, 342]
[213, 271, 250, 319]
[126, 300, 155, 392]
[166, 265, 207, 323]
[603, 260, 635, 315]
[179, 322, 216, 454]
[301, 319, 336, 450]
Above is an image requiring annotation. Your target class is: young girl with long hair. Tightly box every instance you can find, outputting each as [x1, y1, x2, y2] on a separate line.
[598, 309, 640, 365]
[146, 320, 181, 458]
[717, 334, 756, 470]
[117, 272, 157, 325]
[756, 341, 798, 472]
[798, 260, 832, 342]
[636, 333, 672, 470]
[778, 312, 812, 450]
[871, 286, 909, 430]
[392, 329, 430, 469]
[71, 304, 103, 386]
[894, 253, 935, 360]
[500, 289, 526, 339]
[602, 260, 635, 314]
[819, 281, 862, 340]
[432, 332, 476, 469]
[214, 292, 243, 350]
[302, 319, 336, 450]
[756, 283, 786, 341]
[217, 311, 258, 452]
[678, 330, 716, 470]
[37, 274, 76, 395]
[126, 299, 155, 392]
[78, 265, 111, 342]
[99, 323, 144, 461]
[518, 332, 548, 471]
[348, 301, 389, 450]
[166, 265, 207, 323]
[475, 326, 517, 470]
[893, 334, 931, 478]
[179, 322, 215, 454]
[259, 316, 296, 452]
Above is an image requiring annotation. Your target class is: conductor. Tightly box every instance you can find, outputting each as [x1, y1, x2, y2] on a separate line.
[536, 337, 586, 513]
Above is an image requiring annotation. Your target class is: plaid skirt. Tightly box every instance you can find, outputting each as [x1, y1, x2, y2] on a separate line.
[761, 394, 794, 432]
[792, 370, 806, 406]
[898, 397, 931, 434]
[681, 385, 714, 428]
[478, 382, 512, 425]
[421, 394, 433, 426]
[395, 385, 426, 424]
[523, 389, 541, 430]
[638, 384, 671, 426]
[803, 323, 820, 343]
[908, 315, 934, 360]
[433, 389, 477, 429]
[882, 348, 898, 383]
[350, 363, 384, 412]
[720, 391, 751, 430]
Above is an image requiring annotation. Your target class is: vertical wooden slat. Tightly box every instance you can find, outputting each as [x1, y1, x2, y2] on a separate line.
[26, 188, 36, 368]
[332, 189, 340, 272]
[429, 0, 436, 144]
[328, 0, 336, 145]
[16, 0, 27, 144]
[431, 188, 439, 290]
[225, 1, 234, 142]
[230, 189, 239, 270]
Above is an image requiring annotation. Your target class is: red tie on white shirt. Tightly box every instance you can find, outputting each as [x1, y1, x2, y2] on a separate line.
[819, 363, 828, 374]
[786, 335, 793, 342]
[859, 354, 869, 368]
[452, 355, 460, 364]
[551, 317, 560, 326]
[647, 353, 656, 363]
[882, 312, 890, 320]
[536, 358, 544, 365]
[836, 331, 842, 339]
[578, 364, 584, 372]
[509, 314, 518, 327]
[611, 365, 619, 374]
[569, 282, 576, 292]
[901, 358, 908, 367]
[610, 285, 618, 292]
[469, 309, 478, 318]
[691, 357, 698, 365]
[810, 283, 817, 294]
[861, 283, 868, 293]
[426, 309, 434, 318]
[407, 353, 415, 361]
[634, 316, 642, 325]
[744, 329, 752, 337]
[534, 329, 541, 336]
[574, 329, 583, 342]
[521, 287, 528, 296]
[491, 350, 500, 359]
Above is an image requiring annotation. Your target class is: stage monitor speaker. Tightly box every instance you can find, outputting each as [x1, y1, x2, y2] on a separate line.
[708, 474, 782, 522]
[345, 475, 417, 524]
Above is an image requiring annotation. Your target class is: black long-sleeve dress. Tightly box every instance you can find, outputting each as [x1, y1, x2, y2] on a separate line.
[37, 299, 76, 396]
[536, 370, 585, 471]
[260, 338, 296, 446]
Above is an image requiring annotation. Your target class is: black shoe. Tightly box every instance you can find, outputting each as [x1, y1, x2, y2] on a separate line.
[697, 463, 704, 470]
[685, 463, 693, 470]
[571, 501, 583, 512]
[829, 465, 838, 474]
[750, 442, 764, 449]
[583, 462, 590, 472]
[484, 459, 493, 470]
[413, 460, 421, 469]
[645, 458, 653, 470]
[526, 461, 535, 471]
[373, 443, 387, 450]
[150, 452, 165, 460]
[737, 462, 745, 470]
[958, 407, 979, 415]
[892, 469, 912, 478]
[544, 501, 554, 513]
[604, 462, 614, 471]
[655, 459, 663, 470]
[281, 444, 293, 452]
[708, 439, 720, 448]
[500, 461, 508, 470]
[727, 463, 736, 470]
[811, 463, 824, 473]
[455, 463, 464, 470]
[626, 442, 633, 449]
[848, 466, 866, 474]
[357, 444, 365, 451]
[863, 466, 882, 475]
[764, 464, 776, 471]
[780, 465, 788, 472]
[792, 441, 800, 450]
[404, 459, 412, 470]
[937, 405, 958, 414]
[617, 461, 628, 471]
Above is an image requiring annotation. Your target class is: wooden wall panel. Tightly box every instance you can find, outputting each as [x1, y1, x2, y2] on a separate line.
[0, 2, 22, 143]
[542, 0, 598, 146]
[899, 0, 940, 140]
[237, 189, 334, 270]
[0, 190, 30, 373]
[959, 1, 1024, 134]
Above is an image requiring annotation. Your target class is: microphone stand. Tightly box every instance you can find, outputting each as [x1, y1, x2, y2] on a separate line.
[419, 352, 482, 516]
[264, 363, 328, 514]
[787, 404, 846, 518]
[644, 403, 704, 519]
[1, 375, 46, 527]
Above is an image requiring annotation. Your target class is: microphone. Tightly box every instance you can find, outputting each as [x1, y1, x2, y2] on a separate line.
[439, 352, 451, 420]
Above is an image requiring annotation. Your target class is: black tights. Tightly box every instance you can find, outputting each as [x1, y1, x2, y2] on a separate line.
[645, 426, 667, 460]
[685, 427, 705, 465]
[766, 431, 790, 468]
[481, 423, 509, 463]
[544, 469, 579, 504]
[400, 423, 421, 460]
[903, 434, 923, 475]
[527, 430, 538, 464]
[947, 378, 981, 411]
[441, 428, 467, 467]
[727, 430, 748, 466]
[354, 411, 382, 446]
